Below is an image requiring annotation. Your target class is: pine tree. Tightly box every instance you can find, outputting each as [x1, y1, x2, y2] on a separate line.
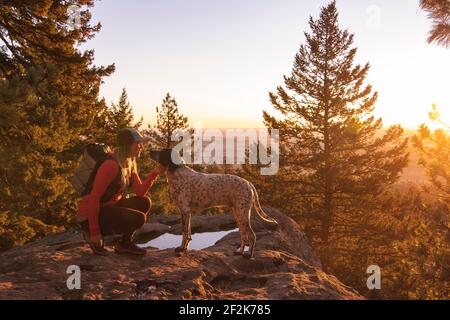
[262, 1, 409, 246]
[0, 1, 114, 235]
[103, 88, 143, 146]
[367, 188, 449, 299]
[420, 0, 450, 47]
[145, 93, 192, 149]
[139, 93, 192, 215]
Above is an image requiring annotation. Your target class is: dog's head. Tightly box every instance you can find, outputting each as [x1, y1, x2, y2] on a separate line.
[149, 148, 184, 172]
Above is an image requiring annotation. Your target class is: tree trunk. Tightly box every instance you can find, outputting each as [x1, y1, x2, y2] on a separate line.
[321, 193, 332, 243]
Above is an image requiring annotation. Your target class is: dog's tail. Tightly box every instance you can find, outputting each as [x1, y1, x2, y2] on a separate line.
[250, 182, 278, 225]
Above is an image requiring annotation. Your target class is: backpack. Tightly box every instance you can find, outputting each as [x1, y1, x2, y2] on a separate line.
[70, 143, 123, 202]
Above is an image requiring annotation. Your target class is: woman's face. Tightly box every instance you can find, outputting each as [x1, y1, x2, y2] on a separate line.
[129, 141, 143, 158]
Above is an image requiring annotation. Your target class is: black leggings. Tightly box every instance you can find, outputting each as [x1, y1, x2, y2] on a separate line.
[83, 196, 151, 242]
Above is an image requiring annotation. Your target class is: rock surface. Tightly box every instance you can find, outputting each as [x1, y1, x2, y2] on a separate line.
[0, 207, 362, 300]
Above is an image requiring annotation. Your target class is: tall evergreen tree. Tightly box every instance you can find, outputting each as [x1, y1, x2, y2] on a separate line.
[102, 88, 143, 146]
[0, 1, 114, 231]
[145, 93, 192, 149]
[262, 1, 408, 245]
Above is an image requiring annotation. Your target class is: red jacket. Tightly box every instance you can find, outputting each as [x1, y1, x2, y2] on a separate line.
[77, 155, 159, 236]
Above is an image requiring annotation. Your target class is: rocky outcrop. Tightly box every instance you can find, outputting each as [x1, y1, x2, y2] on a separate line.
[0, 207, 362, 300]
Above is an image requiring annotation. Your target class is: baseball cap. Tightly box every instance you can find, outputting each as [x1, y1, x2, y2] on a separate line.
[117, 128, 150, 145]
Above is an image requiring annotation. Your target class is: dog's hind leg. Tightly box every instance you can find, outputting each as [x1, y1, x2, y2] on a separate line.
[243, 224, 256, 259]
[175, 209, 192, 253]
[234, 208, 256, 258]
[186, 213, 192, 248]
[233, 219, 246, 256]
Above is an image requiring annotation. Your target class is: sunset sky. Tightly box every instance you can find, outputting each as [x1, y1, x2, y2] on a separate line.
[81, 0, 450, 129]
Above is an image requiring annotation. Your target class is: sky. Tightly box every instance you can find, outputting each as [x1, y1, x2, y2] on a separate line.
[80, 0, 450, 129]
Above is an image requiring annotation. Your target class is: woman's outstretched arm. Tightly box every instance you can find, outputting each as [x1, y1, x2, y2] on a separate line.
[130, 168, 159, 197]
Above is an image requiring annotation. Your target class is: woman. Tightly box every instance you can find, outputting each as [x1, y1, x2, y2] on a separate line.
[77, 128, 165, 256]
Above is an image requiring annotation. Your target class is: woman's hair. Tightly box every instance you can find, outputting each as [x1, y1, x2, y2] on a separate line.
[116, 130, 138, 177]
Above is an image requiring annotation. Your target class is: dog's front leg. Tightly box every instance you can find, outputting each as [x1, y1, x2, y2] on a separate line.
[175, 209, 192, 253]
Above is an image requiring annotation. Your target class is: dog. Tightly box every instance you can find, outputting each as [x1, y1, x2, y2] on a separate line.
[150, 148, 278, 258]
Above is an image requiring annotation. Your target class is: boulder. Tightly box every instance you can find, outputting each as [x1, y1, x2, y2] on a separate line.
[0, 207, 362, 300]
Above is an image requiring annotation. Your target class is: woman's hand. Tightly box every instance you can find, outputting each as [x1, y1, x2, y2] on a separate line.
[155, 164, 167, 175]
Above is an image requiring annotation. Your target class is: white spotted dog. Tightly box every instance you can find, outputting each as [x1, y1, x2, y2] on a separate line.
[149, 149, 278, 258]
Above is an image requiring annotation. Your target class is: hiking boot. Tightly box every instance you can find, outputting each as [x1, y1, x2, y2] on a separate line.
[115, 240, 147, 255]
[81, 229, 109, 256]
